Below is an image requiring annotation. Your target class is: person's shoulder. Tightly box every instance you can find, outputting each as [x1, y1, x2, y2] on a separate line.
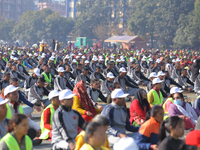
[102, 103, 114, 114]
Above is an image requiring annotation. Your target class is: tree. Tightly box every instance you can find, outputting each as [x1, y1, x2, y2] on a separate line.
[0, 20, 15, 41]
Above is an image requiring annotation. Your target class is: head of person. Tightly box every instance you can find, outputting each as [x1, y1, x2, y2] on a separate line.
[0, 97, 9, 121]
[159, 116, 184, 143]
[135, 64, 141, 72]
[3, 72, 10, 82]
[175, 62, 181, 69]
[58, 67, 65, 77]
[151, 105, 164, 123]
[77, 63, 82, 70]
[119, 67, 127, 77]
[181, 69, 188, 77]
[33, 68, 40, 78]
[111, 82, 121, 91]
[134, 89, 150, 111]
[59, 59, 63, 65]
[8, 114, 29, 136]
[107, 72, 115, 82]
[4, 85, 19, 103]
[7, 61, 12, 68]
[44, 65, 50, 73]
[165, 71, 170, 78]
[17, 59, 22, 65]
[173, 92, 184, 106]
[82, 67, 89, 76]
[149, 72, 157, 81]
[84, 122, 105, 148]
[95, 66, 101, 73]
[185, 130, 200, 150]
[37, 77, 46, 88]
[48, 90, 60, 108]
[152, 78, 162, 90]
[59, 89, 76, 107]
[92, 114, 110, 131]
[65, 64, 71, 72]
[10, 77, 19, 87]
[11, 65, 17, 72]
[107, 62, 113, 70]
[39, 59, 44, 65]
[42, 63, 48, 71]
[158, 71, 165, 80]
[91, 79, 100, 90]
[111, 89, 129, 106]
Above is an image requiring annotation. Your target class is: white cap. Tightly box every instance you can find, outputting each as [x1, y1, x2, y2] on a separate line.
[111, 89, 129, 99]
[176, 58, 181, 62]
[113, 137, 138, 150]
[65, 55, 70, 59]
[149, 58, 153, 61]
[29, 54, 33, 57]
[157, 71, 165, 77]
[10, 56, 14, 59]
[78, 53, 82, 56]
[110, 59, 115, 62]
[149, 72, 157, 78]
[72, 59, 77, 63]
[41, 55, 45, 58]
[42, 53, 46, 56]
[141, 58, 146, 61]
[52, 52, 56, 56]
[92, 57, 98, 61]
[170, 86, 183, 94]
[14, 57, 18, 61]
[11, 52, 15, 55]
[0, 97, 9, 105]
[71, 53, 75, 56]
[51, 56, 55, 59]
[48, 90, 59, 100]
[119, 67, 127, 73]
[8, 48, 10, 50]
[116, 59, 120, 62]
[82, 55, 86, 59]
[110, 55, 114, 59]
[59, 89, 76, 100]
[34, 53, 38, 56]
[152, 78, 163, 84]
[107, 72, 115, 78]
[34, 68, 41, 77]
[156, 59, 160, 63]
[4, 85, 19, 96]
[121, 58, 125, 62]
[172, 59, 176, 63]
[57, 67, 65, 72]
[99, 58, 104, 61]
[76, 55, 80, 59]
[85, 60, 89, 64]
[49, 57, 54, 61]
[99, 56, 103, 59]
[120, 56, 124, 59]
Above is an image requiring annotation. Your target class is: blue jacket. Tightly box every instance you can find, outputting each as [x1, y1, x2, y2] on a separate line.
[18, 91, 34, 107]
[101, 102, 139, 136]
[23, 61, 32, 69]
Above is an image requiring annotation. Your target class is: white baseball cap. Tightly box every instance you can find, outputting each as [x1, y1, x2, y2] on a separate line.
[85, 60, 89, 64]
[99, 58, 104, 61]
[152, 78, 163, 84]
[72, 59, 77, 63]
[156, 59, 160, 63]
[110, 55, 114, 59]
[82, 55, 86, 59]
[116, 59, 120, 62]
[149, 58, 153, 61]
[65, 55, 70, 59]
[113, 137, 138, 150]
[149, 72, 157, 78]
[111, 89, 129, 99]
[119, 67, 127, 73]
[110, 59, 115, 62]
[11, 52, 15, 55]
[78, 53, 82, 56]
[76, 55, 80, 59]
[51, 56, 55, 59]
[71, 53, 75, 56]
[0, 97, 9, 105]
[170, 86, 183, 94]
[49, 57, 54, 61]
[29, 54, 33, 57]
[34, 53, 38, 56]
[14, 57, 18, 61]
[59, 89, 76, 100]
[107, 72, 115, 78]
[121, 58, 125, 62]
[4, 85, 20, 96]
[41, 55, 45, 58]
[10, 56, 14, 59]
[141, 58, 146, 61]
[42, 53, 46, 56]
[157, 71, 165, 77]
[34, 68, 41, 77]
[57, 67, 65, 72]
[48, 90, 59, 100]
[176, 58, 181, 62]
[172, 59, 176, 63]
[92, 57, 98, 61]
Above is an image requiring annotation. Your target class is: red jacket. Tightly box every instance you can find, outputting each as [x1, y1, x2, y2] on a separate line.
[130, 99, 150, 125]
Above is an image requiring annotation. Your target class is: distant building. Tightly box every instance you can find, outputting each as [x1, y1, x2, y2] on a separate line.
[65, 0, 81, 19]
[0, 0, 34, 20]
[37, 0, 66, 16]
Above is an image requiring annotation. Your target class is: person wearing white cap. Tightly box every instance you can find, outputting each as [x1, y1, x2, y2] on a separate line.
[90, 66, 106, 81]
[101, 72, 115, 98]
[140, 57, 148, 73]
[0, 97, 10, 139]
[114, 67, 138, 96]
[146, 72, 157, 93]
[71, 59, 77, 69]
[52, 89, 86, 150]
[162, 87, 183, 120]
[33, 53, 39, 65]
[4, 85, 41, 141]
[147, 77, 164, 107]
[98, 58, 106, 70]
[24, 68, 41, 95]
[90, 57, 98, 72]
[116, 59, 121, 70]
[39, 90, 60, 140]
[177, 68, 194, 92]
[54, 67, 73, 91]
[120, 58, 128, 68]
[101, 89, 139, 146]
[113, 137, 138, 150]
[157, 71, 169, 97]
[27, 53, 37, 67]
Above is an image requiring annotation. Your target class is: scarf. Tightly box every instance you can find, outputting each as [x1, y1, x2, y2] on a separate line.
[134, 89, 150, 111]
[73, 81, 96, 116]
[175, 102, 198, 124]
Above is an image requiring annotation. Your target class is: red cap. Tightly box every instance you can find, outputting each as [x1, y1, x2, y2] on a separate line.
[185, 130, 200, 147]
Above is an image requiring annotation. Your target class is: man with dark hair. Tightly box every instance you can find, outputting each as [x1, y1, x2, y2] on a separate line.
[72, 63, 82, 78]
[103, 62, 117, 77]
[41, 65, 54, 90]
[90, 66, 105, 81]
[87, 79, 106, 110]
[16, 59, 29, 77]
[28, 77, 50, 109]
[75, 67, 90, 85]
[0, 73, 10, 90]
[4, 61, 12, 74]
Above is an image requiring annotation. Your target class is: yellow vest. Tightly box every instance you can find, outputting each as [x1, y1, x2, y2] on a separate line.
[0, 133, 32, 150]
[163, 97, 174, 120]
[42, 72, 52, 87]
[150, 89, 163, 106]
[39, 104, 55, 139]
[6, 104, 23, 119]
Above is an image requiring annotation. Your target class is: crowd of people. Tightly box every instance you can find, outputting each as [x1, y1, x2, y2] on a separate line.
[0, 42, 200, 150]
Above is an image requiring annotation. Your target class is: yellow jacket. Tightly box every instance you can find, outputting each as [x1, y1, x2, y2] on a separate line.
[75, 131, 110, 150]
[80, 143, 109, 150]
[40, 44, 47, 52]
[72, 96, 102, 115]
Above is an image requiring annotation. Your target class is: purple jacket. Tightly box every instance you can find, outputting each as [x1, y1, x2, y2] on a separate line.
[168, 102, 200, 117]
